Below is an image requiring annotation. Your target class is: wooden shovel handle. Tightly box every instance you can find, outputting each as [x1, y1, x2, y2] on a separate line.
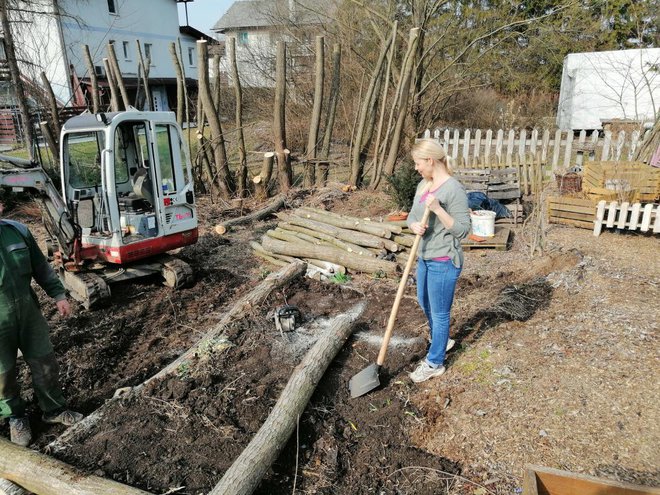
[376, 183, 432, 366]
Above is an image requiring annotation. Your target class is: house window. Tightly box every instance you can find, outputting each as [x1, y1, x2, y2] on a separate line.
[108, 0, 117, 14]
[144, 43, 154, 65]
[238, 32, 248, 44]
[188, 47, 195, 67]
[122, 41, 130, 60]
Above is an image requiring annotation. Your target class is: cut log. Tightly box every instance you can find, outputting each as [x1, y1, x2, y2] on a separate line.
[0, 438, 150, 495]
[209, 301, 367, 495]
[47, 261, 308, 454]
[277, 223, 373, 256]
[296, 208, 392, 238]
[215, 194, 286, 233]
[393, 234, 414, 247]
[300, 207, 403, 234]
[284, 215, 389, 250]
[262, 236, 397, 275]
[251, 241, 346, 275]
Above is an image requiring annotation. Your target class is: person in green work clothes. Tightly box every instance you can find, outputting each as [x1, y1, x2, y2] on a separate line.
[0, 201, 83, 446]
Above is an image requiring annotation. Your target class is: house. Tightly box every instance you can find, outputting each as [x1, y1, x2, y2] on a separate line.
[3, 0, 212, 113]
[212, 0, 331, 88]
[557, 48, 660, 131]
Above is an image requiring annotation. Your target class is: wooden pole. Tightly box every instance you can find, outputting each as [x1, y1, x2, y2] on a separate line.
[82, 45, 100, 113]
[229, 37, 248, 197]
[135, 40, 151, 111]
[197, 39, 234, 199]
[102, 58, 120, 112]
[40, 71, 61, 138]
[209, 301, 367, 495]
[304, 36, 324, 188]
[39, 121, 58, 162]
[106, 43, 130, 110]
[274, 41, 292, 191]
[0, 438, 151, 495]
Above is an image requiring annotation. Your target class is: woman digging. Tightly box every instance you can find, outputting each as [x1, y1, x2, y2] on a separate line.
[407, 139, 471, 383]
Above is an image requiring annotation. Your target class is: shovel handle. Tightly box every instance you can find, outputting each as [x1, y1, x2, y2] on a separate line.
[376, 183, 433, 366]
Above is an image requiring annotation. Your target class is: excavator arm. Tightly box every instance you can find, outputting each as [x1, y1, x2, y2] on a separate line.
[0, 154, 79, 261]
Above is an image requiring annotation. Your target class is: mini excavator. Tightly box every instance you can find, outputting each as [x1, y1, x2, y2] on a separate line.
[0, 110, 198, 308]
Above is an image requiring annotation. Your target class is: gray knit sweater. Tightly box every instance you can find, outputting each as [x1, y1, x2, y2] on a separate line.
[406, 178, 471, 268]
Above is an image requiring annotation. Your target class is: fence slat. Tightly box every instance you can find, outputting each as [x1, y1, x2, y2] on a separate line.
[484, 129, 493, 167]
[563, 130, 574, 169]
[506, 129, 515, 167]
[552, 129, 562, 170]
[474, 129, 482, 166]
[495, 129, 504, 166]
[462, 129, 471, 168]
[614, 130, 626, 161]
[601, 130, 612, 160]
[640, 204, 654, 232]
[541, 129, 550, 164]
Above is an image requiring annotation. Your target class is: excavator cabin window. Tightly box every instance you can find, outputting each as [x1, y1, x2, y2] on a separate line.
[66, 131, 105, 188]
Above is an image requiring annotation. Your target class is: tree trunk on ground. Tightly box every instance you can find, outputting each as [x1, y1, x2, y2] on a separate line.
[215, 194, 286, 234]
[0, 438, 151, 495]
[254, 152, 275, 200]
[317, 43, 341, 186]
[382, 28, 421, 178]
[209, 301, 366, 495]
[102, 58, 120, 112]
[304, 36, 324, 187]
[169, 42, 185, 127]
[262, 236, 397, 274]
[107, 43, 130, 110]
[277, 222, 374, 256]
[349, 34, 390, 187]
[47, 261, 308, 454]
[135, 41, 151, 110]
[0, 1, 35, 159]
[229, 37, 248, 197]
[82, 45, 100, 113]
[197, 40, 234, 199]
[274, 41, 292, 191]
[295, 207, 394, 238]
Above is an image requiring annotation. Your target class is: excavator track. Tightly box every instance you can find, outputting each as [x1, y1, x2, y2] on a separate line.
[60, 270, 111, 310]
[160, 256, 194, 289]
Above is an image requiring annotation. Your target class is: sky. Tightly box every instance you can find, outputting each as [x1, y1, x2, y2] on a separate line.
[177, 0, 236, 37]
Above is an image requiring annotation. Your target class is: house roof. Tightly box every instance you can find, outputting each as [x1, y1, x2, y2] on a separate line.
[179, 25, 215, 43]
[212, 0, 330, 32]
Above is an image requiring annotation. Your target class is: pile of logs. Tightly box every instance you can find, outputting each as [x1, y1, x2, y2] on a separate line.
[252, 207, 416, 277]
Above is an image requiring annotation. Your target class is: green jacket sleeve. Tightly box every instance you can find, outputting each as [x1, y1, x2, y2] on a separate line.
[25, 227, 67, 301]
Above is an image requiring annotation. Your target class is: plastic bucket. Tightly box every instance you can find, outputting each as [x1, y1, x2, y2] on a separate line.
[470, 210, 496, 237]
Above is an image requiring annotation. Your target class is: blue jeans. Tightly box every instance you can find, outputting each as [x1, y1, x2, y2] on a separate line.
[416, 258, 462, 368]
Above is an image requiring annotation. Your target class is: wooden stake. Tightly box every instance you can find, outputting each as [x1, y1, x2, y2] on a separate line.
[82, 45, 100, 113]
[102, 58, 120, 112]
[106, 43, 130, 110]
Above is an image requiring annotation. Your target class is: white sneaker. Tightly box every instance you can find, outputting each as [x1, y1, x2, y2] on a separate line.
[446, 338, 455, 352]
[409, 361, 446, 383]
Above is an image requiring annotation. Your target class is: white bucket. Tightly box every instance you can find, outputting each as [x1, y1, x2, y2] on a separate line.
[470, 210, 496, 237]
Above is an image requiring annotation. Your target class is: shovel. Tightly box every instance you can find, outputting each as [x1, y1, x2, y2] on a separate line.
[349, 187, 433, 398]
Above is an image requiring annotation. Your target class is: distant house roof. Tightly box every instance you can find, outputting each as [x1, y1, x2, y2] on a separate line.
[213, 0, 331, 32]
[179, 25, 215, 43]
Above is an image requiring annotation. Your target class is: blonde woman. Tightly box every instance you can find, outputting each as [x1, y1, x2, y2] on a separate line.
[406, 139, 470, 383]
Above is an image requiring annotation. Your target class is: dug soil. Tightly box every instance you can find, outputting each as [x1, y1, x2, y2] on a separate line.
[2, 189, 658, 495]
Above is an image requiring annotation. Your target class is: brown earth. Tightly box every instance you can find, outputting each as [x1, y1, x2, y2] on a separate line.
[1, 189, 658, 495]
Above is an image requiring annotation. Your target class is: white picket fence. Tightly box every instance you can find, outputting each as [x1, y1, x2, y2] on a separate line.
[422, 128, 648, 171]
[593, 200, 660, 236]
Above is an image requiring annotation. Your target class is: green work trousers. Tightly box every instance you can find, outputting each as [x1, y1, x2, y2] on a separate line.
[0, 293, 66, 419]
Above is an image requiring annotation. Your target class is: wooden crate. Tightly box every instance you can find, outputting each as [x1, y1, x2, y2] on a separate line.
[547, 196, 598, 229]
[523, 465, 660, 495]
[583, 161, 660, 202]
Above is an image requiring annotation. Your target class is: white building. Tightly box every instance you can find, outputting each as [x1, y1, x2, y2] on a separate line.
[557, 48, 660, 131]
[5, 0, 211, 111]
[212, 0, 331, 88]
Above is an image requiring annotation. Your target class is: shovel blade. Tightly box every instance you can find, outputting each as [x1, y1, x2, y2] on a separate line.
[348, 363, 381, 398]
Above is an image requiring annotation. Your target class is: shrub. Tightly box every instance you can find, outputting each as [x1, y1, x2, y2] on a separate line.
[385, 160, 419, 211]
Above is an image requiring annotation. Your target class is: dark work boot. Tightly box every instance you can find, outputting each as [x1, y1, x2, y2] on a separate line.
[9, 416, 32, 446]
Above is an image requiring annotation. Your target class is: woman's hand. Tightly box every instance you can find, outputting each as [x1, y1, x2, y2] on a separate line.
[424, 195, 444, 214]
[410, 221, 427, 235]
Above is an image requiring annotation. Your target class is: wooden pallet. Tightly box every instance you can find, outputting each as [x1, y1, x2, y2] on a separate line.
[547, 196, 598, 229]
[583, 161, 660, 202]
[594, 200, 660, 236]
[462, 226, 510, 250]
[523, 464, 660, 495]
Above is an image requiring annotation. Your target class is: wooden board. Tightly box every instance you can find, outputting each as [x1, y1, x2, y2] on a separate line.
[462, 226, 510, 251]
[548, 196, 598, 229]
[523, 465, 660, 495]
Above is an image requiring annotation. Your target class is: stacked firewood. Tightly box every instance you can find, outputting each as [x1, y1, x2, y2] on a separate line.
[251, 207, 416, 278]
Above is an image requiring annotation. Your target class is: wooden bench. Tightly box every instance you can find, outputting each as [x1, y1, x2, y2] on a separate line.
[455, 167, 523, 224]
